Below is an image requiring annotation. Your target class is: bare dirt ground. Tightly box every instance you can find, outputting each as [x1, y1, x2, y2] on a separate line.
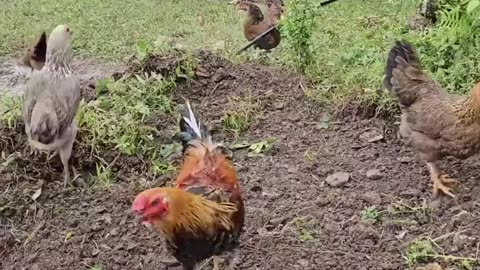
[1, 52, 479, 270]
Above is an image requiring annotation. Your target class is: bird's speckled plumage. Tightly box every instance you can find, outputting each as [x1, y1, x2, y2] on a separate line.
[22, 24, 80, 188]
[384, 40, 480, 197]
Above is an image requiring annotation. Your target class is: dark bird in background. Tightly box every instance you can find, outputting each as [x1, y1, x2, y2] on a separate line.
[22, 31, 47, 70]
[234, 0, 283, 51]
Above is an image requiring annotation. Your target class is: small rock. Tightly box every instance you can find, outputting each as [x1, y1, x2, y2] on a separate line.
[274, 102, 285, 110]
[287, 166, 299, 174]
[100, 244, 112, 251]
[110, 228, 119, 236]
[288, 115, 300, 122]
[359, 129, 384, 143]
[398, 156, 413, 163]
[453, 233, 469, 249]
[269, 217, 287, 227]
[368, 134, 384, 143]
[400, 188, 421, 197]
[325, 172, 350, 187]
[91, 249, 100, 256]
[362, 191, 382, 205]
[297, 259, 309, 267]
[366, 169, 383, 180]
[127, 242, 138, 251]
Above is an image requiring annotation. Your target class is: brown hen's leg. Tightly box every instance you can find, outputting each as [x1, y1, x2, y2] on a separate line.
[426, 162, 456, 198]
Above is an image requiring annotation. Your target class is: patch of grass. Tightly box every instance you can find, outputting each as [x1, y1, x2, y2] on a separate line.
[361, 206, 382, 222]
[77, 75, 175, 156]
[0, 93, 22, 129]
[0, 0, 244, 58]
[405, 238, 438, 266]
[222, 95, 259, 137]
[404, 237, 477, 268]
[292, 217, 316, 244]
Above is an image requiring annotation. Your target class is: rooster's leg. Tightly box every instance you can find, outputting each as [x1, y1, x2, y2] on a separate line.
[225, 250, 240, 270]
[426, 162, 456, 198]
[212, 256, 221, 270]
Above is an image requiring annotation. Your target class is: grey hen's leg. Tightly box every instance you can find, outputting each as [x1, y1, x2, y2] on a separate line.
[59, 125, 77, 188]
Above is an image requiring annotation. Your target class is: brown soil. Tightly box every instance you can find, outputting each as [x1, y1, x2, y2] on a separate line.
[1, 52, 479, 270]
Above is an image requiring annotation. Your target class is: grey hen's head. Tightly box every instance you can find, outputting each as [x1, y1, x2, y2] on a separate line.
[44, 24, 74, 75]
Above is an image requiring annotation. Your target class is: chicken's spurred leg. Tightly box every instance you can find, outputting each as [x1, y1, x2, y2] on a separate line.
[225, 250, 240, 270]
[426, 162, 456, 198]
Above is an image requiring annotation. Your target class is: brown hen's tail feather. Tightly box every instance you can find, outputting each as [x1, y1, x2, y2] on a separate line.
[384, 40, 425, 107]
[176, 101, 213, 152]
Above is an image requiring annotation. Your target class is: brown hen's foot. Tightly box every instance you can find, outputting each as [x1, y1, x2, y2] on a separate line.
[432, 174, 456, 198]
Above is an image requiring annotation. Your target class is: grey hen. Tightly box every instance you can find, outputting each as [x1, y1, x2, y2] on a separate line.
[22, 24, 81, 188]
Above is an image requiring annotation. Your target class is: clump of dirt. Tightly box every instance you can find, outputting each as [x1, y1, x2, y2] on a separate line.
[2, 51, 480, 270]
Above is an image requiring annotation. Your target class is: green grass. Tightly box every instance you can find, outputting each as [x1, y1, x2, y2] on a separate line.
[0, 0, 245, 59]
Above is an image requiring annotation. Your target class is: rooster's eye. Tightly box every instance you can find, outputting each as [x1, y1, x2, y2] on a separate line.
[151, 199, 159, 206]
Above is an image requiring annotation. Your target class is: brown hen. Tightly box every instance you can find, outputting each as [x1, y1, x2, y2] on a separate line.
[384, 40, 480, 198]
[236, 0, 282, 51]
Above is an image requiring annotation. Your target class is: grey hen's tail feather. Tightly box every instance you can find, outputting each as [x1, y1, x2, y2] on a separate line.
[176, 100, 213, 152]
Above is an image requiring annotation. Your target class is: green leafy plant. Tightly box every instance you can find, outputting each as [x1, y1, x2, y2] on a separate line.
[0, 94, 22, 129]
[361, 206, 382, 222]
[280, 0, 319, 72]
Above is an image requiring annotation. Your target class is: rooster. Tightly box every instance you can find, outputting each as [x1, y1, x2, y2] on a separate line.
[132, 101, 245, 270]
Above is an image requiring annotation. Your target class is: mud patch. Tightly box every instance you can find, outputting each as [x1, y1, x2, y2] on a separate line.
[1, 52, 480, 270]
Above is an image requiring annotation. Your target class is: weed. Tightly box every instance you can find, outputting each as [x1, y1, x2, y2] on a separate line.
[361, 206, 382, 222]
[91, 163, 114, 188]
[404, 237, 477, 267]
[222, 95, 259, 137]
[0, 94, 22, 129]
[77, 75, 175, 156]
[280, 0, 318, 72]
[405, 238, 438, 266]
[292, 217, 316, 243]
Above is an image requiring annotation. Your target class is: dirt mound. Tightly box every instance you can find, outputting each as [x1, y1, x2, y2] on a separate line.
[2, 52, 479, 270]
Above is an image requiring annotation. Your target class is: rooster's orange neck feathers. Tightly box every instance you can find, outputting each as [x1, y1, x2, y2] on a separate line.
[150, 188, 237, 240]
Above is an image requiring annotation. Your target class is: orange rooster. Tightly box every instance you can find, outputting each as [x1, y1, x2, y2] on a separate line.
[132, 101, 245, 270]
